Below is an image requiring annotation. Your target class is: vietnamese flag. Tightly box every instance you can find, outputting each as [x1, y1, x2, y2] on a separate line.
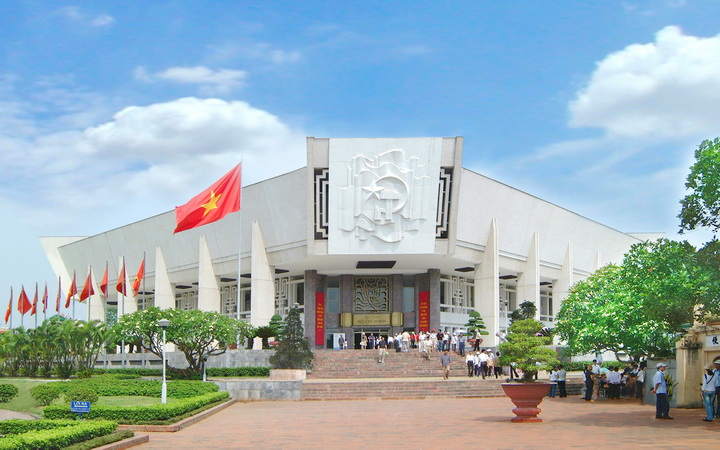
[42, 282, 48, 313]
[65, 273, 77, 308]
[174, 164, 241, 233]
[132, 258, 145, 296]
[100, 263, 109, 298]
[18, 286, 32, 315]
[55, 277, 61, 312]
[117, 258, 127, 296]
[4, 287, 12, 323]
[79, 269, 94, 302]
[30, 283, 38, 315]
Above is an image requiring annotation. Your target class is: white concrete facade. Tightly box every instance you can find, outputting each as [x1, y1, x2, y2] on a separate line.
[41, 137, 647, 348]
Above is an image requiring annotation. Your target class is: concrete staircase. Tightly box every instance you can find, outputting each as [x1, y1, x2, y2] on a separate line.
[301, 349, 583, 401]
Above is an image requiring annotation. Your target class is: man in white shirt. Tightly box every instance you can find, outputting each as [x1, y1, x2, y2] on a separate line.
[557, 365, 567, 397]
[478, 350, 489, 379]
[651, 362, 672, 420]
[607, 366, 622, 399]
[466, 352, 476, 377]
[591, 359, 602, 400]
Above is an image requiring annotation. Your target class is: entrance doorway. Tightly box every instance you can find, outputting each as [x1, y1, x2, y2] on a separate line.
[353, 329, 390, 349]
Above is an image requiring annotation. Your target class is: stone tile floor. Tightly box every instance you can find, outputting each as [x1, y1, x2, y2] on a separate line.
[137, 395, 715, 449]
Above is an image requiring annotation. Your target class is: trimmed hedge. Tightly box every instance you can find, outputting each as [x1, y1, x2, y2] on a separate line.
[0, 419, 79, 435]
[0, 420, 117, 450]
[30, 383, 63, 406]
[43, 391, 229, 423]
[0, 384, 19, 402]
[93, 367, 271, 378]
[207, 367, 270, 377]
[60, 376, 218, 399]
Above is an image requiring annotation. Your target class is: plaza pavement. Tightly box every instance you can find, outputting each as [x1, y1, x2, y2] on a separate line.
[137, 394, 717, 449]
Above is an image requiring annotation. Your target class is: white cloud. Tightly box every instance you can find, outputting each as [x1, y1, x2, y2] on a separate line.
[206, 42, 302, 65]
[90, 14, 115, 27]
[135, 66, 247, 95]
[569, 26, 720, 139]
[56, 7, 114, 27]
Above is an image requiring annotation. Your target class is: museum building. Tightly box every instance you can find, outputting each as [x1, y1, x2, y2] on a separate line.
[41, 137, 652, 349]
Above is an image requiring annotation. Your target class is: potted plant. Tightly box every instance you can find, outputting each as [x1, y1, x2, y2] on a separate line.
[269, 304, 314, 380]
[498, 318, 559, 422]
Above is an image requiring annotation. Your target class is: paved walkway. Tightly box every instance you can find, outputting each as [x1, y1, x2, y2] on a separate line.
[138, 396, 716, 449]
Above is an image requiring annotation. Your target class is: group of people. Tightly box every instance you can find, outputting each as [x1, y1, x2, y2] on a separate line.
[359, 331, 412, 354]
[464, 349, 503, 378]
[582, 360, 647, 402]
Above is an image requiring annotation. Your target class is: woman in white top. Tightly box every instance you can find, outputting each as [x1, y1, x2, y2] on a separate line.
[548, 367, 559, 398]
[702, 364, 718, 421]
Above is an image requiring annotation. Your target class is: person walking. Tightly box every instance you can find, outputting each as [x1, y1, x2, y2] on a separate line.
[465, 352, 475, 377]
[557, 365, 567, 398]
[702, 363, 718, 422]
[440, 349, 452, 380]
[377, 336, 387, 363]
[651, 362, 672, 419]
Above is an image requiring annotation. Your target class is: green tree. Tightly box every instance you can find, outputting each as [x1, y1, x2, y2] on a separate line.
[510, 300, 537, 323]
[555, 265, 676, 361]
[269, 314, 287, 339]
[464, 310, 489, 338]
[114, 307, 255, 375]
[679, 137, 720, 236]
[253, 326, 277, 349]
[499, 318, 558, 382]
[269, 305, 314, 370]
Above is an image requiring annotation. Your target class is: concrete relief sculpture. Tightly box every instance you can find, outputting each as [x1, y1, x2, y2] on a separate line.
[329, 138, 442, 254]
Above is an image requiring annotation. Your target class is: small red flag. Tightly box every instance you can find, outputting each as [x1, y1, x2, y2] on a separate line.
[79, 269, 94, 302]
[42, 282, 48, 313]
[132, 258, 145, 296]
[55, 277, 61, 312]
[117, 258, 127, 296]
[65, 273, 77, 308]
[100, 263, 109, 298]
[30, 283, 38, 315]
[18, 286, 32, 315]
[4, 287, 12, 323]
[174, 164, 241, 233]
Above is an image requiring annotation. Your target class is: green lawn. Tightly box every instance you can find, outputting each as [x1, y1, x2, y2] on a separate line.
[0, 379, 58, 416]
[0, 379, 177, 416]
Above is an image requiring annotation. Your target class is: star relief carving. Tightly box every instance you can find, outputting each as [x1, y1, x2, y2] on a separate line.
[200, 190, 222, 217]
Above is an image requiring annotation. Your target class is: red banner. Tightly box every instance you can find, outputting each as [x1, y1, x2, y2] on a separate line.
[418, 290, 430, 332]
[315, 292, 325, 346]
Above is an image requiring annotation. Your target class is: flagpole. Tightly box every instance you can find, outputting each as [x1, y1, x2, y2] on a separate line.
[236, 161, 243, 329]
[87, 265, 91, 322]
[72, 271, 76, 320]
[21, 285, 25, 330]
[141, 251, 146, 367]
[9, 287, 12, 330]
[34, 282, 38, 329]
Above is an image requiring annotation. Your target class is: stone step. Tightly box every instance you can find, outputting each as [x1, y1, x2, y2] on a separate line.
[301, 379, 584, 401]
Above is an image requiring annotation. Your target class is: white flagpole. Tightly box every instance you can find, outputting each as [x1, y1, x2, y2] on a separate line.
[9, 287, 12, 330]
[236, 161, 243, 347]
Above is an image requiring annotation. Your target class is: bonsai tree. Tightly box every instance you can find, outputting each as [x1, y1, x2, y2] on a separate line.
[465, 310, 490, 339]
[499, 318, 559, 382]
[269, 304, 314, 370]
[509, 300, 537, 323]
[269, 314, 287, 339]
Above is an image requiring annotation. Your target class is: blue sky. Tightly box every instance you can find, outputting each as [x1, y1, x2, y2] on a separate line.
[2, 1, 720, 323]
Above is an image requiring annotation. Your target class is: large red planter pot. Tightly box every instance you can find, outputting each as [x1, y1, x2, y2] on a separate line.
[501, 382, 553, 422]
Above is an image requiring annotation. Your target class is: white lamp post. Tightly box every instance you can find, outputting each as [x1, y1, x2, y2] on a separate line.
[158, 318, 170, 404]
[201, 354, 208, 382]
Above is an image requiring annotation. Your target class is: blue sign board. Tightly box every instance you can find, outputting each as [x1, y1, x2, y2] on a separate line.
[70, 401, 91, 413]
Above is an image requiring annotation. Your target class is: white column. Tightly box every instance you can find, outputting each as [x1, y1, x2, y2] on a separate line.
[593, 251, 603, 271]
[251, 221, 275, 326]
[517, 231, 540, 320]
[553, 243, 575, 307]
[88, 269, 105, 322]
[197, 235, 221, 312]
[476, 218, 499, 347]
[154, 246, 175, 310]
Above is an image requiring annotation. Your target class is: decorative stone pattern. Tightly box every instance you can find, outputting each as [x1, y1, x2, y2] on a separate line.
[353, 276, 389, 312]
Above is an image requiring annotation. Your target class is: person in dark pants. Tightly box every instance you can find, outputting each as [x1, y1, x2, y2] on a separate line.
[583, 364, 594, 401]
[557, 365, 567, 398]
[651, 362, 672, 419]
[636, 362, 646, 401]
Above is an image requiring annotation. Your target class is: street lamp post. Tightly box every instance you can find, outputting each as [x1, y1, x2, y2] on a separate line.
[158, 319, 170, 404]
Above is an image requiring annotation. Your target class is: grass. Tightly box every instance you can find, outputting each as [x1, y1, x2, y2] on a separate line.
[0, 379, 60, 416]
[0, 380, 183, 416]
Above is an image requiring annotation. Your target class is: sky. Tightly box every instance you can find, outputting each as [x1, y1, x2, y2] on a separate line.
[2, 0, 720, 323]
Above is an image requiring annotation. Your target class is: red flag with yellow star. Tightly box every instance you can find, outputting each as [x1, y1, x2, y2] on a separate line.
[132, 258, 145, 296]
[174, 164, 241, 233]
[18, 286, 32, 315]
